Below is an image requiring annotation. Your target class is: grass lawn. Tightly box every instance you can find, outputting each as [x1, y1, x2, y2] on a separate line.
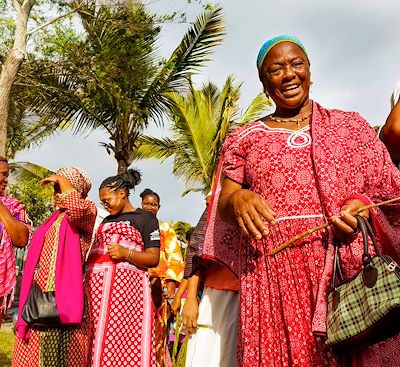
[0, 326, 14, 367]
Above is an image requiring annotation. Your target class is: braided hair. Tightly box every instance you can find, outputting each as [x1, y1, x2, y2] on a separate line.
[99, 168, 141, 196]
[139, 188, 160, 205]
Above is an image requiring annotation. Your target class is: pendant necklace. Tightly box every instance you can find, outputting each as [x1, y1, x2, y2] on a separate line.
[269, 112, 311, 129]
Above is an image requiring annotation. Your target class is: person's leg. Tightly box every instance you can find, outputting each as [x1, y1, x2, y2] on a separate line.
[185, 287, 239, 367]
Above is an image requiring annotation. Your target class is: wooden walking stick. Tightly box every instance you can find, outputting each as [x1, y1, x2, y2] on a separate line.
[269, 197, 400, 256]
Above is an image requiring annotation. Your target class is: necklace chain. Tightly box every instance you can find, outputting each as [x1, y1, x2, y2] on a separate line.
[269, 112, 311, 129]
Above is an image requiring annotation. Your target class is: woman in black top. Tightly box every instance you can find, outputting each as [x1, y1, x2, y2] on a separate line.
[85, 169, 160, 367]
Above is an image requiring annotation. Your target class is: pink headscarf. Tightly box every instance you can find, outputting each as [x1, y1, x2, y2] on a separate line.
[56, 167, 91, 198]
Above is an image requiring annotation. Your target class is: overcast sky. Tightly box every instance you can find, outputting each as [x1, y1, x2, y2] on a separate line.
[15, 0, 400, 226]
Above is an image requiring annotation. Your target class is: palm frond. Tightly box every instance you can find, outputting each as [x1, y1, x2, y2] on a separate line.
[239, 93, 272, 126]
[9, 161, 54, 182]
[134, 136, 179, 161]
[181, 186, 206, 197]
[140, 5, 225, 123]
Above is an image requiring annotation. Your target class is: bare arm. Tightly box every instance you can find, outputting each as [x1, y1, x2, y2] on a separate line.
[381, 99, 400, 162]
[181, 274, 200, 334]
[0, 202, 29, 247]
[218, 177, 277, 239]
[39, 174, 75, 193]
[170, 278, 188, 314]
[107, 243, 160, 268]
[40, 175, 97, 234]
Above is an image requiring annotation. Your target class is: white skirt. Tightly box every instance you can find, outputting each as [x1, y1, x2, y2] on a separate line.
[185, 287, 239, 367]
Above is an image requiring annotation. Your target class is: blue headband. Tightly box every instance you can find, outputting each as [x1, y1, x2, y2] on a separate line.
[256, 35, 308, 71]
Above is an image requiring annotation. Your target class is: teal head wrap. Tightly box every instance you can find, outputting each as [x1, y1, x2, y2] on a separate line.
[256, 35, 308, 71]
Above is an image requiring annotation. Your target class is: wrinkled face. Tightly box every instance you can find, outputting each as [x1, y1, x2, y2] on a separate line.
[260, 42, 311, 112]
[0, 162, 9, 195]
[99, 187, 126, 215]
[141, 194, 160, 216]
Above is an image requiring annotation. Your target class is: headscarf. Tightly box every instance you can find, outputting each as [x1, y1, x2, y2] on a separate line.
[256, 35, 308, 71]
[57, 166, 91, 198]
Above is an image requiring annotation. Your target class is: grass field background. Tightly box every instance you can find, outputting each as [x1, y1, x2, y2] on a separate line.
[0, 327, 14, 367]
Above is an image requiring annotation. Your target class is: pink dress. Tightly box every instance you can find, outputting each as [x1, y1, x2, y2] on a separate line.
[85, 214, 157, 367]
[204, 102, 400, 366]
[223, 122, 340, 366]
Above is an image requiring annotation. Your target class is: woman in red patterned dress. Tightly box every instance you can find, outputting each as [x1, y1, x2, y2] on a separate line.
[86, 169, 160, 367]
[12, 167, 96, 367]
[207, 36, 400, 366]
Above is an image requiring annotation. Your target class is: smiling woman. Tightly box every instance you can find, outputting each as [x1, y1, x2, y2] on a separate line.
[202, 35, 400, 367]
[85, 169, 160, 367]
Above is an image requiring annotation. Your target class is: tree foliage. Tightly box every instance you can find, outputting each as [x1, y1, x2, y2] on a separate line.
[22, 2, 225, 174]
[135, 76, 271, 195]
[173, 220, 193, 242]
[9, 177, 54, 227]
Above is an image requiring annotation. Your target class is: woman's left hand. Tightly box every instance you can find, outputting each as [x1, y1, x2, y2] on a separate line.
[329, 199, 369, 237]
[164, 280, 176, 299]
[107, 243, 128, 260]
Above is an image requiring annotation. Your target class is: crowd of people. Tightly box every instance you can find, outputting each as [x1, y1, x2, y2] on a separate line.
[0, 35, 400, 367]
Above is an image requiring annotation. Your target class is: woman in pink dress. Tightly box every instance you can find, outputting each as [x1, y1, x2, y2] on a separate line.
[86, 169, 160, 367]
[206, 36, 400, 366]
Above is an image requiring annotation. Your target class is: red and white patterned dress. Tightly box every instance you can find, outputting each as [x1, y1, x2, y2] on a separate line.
[12, 191, 96, 367]
[211, 101, 400, 366]
[223, 122, 340, 366]
[86, 218, 156, 367]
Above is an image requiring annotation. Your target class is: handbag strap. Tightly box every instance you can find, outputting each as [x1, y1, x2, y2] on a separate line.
[331, 215, 379, 289]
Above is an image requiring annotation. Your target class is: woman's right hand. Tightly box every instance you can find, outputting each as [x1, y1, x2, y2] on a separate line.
[219, 178, 277, 240]
[180, 297, 199, 335]
[170, 294, 182, 315]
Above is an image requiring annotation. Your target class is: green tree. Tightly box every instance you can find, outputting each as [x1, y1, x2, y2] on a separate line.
[0, 0, 84, 156]
[26, 2, 225, 174]
[135, 76, 271, 195]
[9, 177, 53, 227]
[173, 220, 193, 241]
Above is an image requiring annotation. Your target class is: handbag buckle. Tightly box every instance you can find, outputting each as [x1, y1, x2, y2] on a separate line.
[387, 262, 397, 272]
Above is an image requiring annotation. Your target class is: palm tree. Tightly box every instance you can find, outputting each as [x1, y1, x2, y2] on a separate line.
[135, 76, 271, 195]
[25, 2, 225, 174]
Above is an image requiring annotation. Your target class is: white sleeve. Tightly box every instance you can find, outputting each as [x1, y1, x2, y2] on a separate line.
[390, 80, 400, 109]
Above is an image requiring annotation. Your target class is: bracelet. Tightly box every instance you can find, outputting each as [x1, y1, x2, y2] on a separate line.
[127, 248, 133, 262]
[58, 188, 77, 201]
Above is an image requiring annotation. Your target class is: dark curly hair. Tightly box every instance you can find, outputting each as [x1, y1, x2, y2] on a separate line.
[99, 168, 141, 196]
[139, 188, 160, 205]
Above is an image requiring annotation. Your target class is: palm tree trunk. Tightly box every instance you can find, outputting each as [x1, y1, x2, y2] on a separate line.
[117, 159, 128, 175]
[0, 0, 36, 156]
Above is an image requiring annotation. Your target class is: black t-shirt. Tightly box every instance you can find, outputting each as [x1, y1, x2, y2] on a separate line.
[102, 208, 160, 249]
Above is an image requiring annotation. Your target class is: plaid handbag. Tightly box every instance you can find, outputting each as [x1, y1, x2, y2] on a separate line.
[326, 215, 400, 353]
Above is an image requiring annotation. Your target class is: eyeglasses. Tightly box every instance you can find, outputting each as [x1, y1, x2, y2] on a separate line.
[100, 200, 111, 208]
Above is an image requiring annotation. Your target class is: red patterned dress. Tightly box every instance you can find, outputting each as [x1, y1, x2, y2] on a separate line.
[210, 102, 400, 366]
[12, 191, 96, 367]
[86, 209, 160, 367]
[223, 122, 340, 366]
